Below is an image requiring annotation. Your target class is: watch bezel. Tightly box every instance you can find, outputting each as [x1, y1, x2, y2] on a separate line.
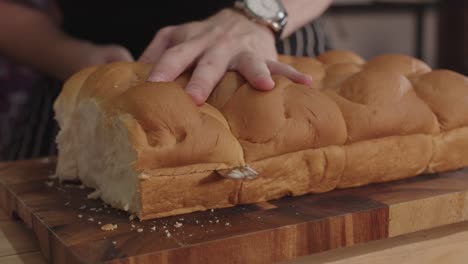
[235, 0, 288, 33]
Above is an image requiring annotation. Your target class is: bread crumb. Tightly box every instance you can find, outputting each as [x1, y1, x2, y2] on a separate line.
[216, 220, 219, 223]
[112, 241, 117, 245]
[123, 204, 129, 211]
[209, 220, 212, 223]
[78, 214, 83, 218]
[139, 173, 150, 179]
[79, 205, 86, 210]
[179, 218, 184, 221]
[101, 224, 118, 231]
[174, 222, 183, 228]
[129, 214, 135, 221]
[195, 220, 199, 224]
[151, 226, 156, 231]
[87, 190, 101, 200]
[79, 184, 85, 189]
[210, 209, 214, 212]
[88, 218, 94, 222]
[98, 221, 102, 225]
[137, 228, 143, 233]
[64, 202, 70, 206]
[225, 222, 230, 226]
[45, 181, 54, 187]
[90, 208, 96, 211]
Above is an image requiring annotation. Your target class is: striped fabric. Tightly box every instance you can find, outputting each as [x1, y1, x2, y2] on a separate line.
[3, 79, 61, 161]
[1, 20, 330, 161]
[277, 18, 331, 56]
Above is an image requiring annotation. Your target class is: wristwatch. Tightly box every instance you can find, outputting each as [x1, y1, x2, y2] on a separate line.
[234, 0, 288, 42]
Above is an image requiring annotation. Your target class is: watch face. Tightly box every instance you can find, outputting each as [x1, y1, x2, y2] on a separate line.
[245, 0, 281, 19]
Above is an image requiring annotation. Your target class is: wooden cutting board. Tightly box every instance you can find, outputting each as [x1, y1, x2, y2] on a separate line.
[1, 158, 468, 264]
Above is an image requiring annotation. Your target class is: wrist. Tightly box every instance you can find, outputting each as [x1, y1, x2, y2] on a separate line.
[228, 7, 277, 36]
[232, 0, 288, 42]
[211, 8, 276, 39]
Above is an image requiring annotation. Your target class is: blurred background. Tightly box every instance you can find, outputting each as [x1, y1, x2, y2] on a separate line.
[325, 0, 466, 74]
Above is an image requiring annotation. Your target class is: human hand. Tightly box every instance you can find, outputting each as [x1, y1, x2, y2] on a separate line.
[139, 8, 312, 105]
[59, 41, 134, 80]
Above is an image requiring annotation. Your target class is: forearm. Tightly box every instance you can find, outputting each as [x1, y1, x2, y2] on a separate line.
[0, 2, 84, 79]
[281, 0, 332, 37]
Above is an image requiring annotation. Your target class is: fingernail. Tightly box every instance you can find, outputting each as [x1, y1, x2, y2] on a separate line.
[148, 72, 167, 82]
[266, 78, 275, 89]
[254, 76, 275, 90]
[305, 75, 313, 85]
[186, 86, 205, 105]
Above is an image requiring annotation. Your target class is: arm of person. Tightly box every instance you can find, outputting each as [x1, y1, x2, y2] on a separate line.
[0, 1, 133, 81]
[282, 0, 332, 37]
[139, 1, 332, 105]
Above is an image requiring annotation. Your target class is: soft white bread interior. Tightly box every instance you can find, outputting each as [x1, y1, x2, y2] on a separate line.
[54, 50, 468, 220]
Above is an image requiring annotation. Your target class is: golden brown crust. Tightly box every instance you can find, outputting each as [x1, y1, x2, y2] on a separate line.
[317, 50, 366, 65]
[239, 146, 345, 204]
[427, 127, 468, 173]
[322, 63, 363, 90]
[411, 70, 468, 131]
[78, 62, 152, 103]
[221, 76, 347, 162]
[112, 82, 245, 171]
[53, 66, 99, 126]
[339, 134, 433, 188]
[365, 54, 431, 76]
[279, 55, 326, 82]
[325, 69, 439, 143]
[54, 50, 468, 220]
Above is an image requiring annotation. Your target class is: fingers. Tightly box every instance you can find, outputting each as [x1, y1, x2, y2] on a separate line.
[137, 15, 313, 107]
[147, 33, 217, 83]
[138, 26, 174, 64]
[103, 45, 134, 62]
[233, 52, 275, 91]
[185, 48, 232, 105]
[267, 60, 313, 86]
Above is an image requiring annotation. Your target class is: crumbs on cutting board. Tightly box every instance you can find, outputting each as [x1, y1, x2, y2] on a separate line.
[47, 179, 248, 241]
[101, 224, 118, 231]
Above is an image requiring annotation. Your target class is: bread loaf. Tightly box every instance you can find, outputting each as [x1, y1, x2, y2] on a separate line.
[53, 50, 468, 220]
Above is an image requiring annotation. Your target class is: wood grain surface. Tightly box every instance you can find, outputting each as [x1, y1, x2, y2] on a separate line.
[0, 157, 467, 264]
[284, 221, 468, 264]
